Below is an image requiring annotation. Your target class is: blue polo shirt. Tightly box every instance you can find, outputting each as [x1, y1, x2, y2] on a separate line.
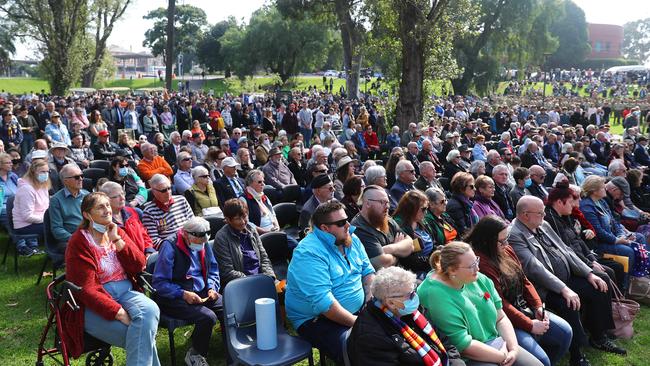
[285, 226, 374, 329]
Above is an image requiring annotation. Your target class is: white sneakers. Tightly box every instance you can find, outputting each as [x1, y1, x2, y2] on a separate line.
[185, 349, 209, 366]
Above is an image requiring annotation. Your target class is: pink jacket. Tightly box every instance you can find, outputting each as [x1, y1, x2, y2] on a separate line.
[13, 178, 50, 229]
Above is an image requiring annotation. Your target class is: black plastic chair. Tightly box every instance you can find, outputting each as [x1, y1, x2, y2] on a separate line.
[223, 274, 314, 366]
[2, 196, 41, 273]
[37, 209, 65, 285]
[204, 216, 225, 240]
[83, 168, 106, 185]
[260, 232, 290, 280]
[82, 177, 94, 192]
[273, 203, 300, 239]
[438, 177, 451, 192]
[280, 184, 301, 203]
[89, 160, 111, 172]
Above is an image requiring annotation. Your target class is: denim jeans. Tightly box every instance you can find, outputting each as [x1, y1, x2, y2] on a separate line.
[514, 311, 572, 366]
[300, 127, 312, 148]
[297, 316, 350, 365]
[464, 337, 543, 366]
[84, 280, 161, 366]
[14, 223, 43, 251]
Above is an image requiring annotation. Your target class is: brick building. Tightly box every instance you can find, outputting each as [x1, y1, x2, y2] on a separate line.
[587, 23, 624, 59]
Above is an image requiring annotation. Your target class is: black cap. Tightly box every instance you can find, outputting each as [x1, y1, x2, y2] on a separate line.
[312, 174, 332, 189]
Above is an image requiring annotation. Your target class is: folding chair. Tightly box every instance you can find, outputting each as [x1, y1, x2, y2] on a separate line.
[260, 232, 291, 280]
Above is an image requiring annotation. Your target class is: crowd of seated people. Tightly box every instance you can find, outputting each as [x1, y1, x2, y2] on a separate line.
[3, 88, 650, 366]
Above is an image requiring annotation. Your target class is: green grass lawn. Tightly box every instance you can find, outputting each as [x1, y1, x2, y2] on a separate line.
[1, 233, 648, 365]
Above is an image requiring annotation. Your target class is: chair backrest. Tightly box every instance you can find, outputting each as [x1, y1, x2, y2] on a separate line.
[89, 160, 111, 172]
[273, 202, 298, 228]
[438, 177, 451, 192]
[204, 216, 225, 239]
[43, 209, 58, 252]
[281, 184, 301, 203]
[5, 196, 16, 231]
[259, 232, 289, 264]
[82, 177, 94, 192]
[83, 168, 106, 184]
[223, 274, 280, 329]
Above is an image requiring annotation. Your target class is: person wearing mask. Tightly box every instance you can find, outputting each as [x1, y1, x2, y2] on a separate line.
[152, 217, 221, 365]
[213, 198, 276, 288]
[348, 266, 463, 366]
[466, 216, 572, 366]
[108, 156, 147, 207]
[99, 182, 155, 257]
[12, 160, 50, 256]
[63, 192, 160, 365]
[49, 164, 89, 262]
[510, 167, 531, 206]
[510, 196, 625, 365]
[418, 242, 543, 366]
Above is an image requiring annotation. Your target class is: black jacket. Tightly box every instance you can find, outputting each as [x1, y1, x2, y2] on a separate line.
[348, 302, 463, 366]
[214, 175, 245, 207]
[446, 194, 473, 237]
[493, 184, 515, 220]
[544, 206, 597, 266]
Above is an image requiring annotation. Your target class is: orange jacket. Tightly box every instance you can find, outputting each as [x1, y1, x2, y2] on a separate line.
[137, 155, 173, 182]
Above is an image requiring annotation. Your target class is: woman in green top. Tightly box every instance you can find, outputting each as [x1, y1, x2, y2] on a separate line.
[417, 242, 543, 366]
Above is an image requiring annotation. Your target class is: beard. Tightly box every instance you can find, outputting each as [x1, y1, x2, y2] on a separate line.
[367, 209, 390, 233]
[335, 233, 354, 247]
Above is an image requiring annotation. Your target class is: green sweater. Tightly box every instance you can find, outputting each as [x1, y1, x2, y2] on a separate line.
[417, 272, 502, 352]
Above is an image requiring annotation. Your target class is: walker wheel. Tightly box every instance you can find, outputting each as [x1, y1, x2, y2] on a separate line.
[85, 350, 113, 366]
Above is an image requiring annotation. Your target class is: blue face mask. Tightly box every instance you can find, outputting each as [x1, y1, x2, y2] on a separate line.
[524, 178, 533, 188]
[189, 243, 205, 251]
[398, 293, 420, 316]
[118, 167, 128, 177]
[37, 172, 49, 183]
[92, 221, 107, 233]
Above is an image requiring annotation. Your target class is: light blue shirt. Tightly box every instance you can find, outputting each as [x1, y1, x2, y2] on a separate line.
[285, 226, 374, 329]
[45, 122, 71, 145]
[173, 169, 194, 195]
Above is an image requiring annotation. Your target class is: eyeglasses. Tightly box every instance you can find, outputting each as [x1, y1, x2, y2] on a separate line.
[525, 211, 545, 217]
[255, 180, 264, 184]
[154, 187, 172, 193]
[314, 169, 328, 173]
[186, 230, 209, 238]
[198, 175, 210, 178]
[406, 169, 415, 174]
[459, 257, 480, 271]
[323, 218, 348, 227]
[388, 290, 416, 300]
[182, 158, 192, 162]
[109, 194, 125, 199]
[65, 174, 84, 180]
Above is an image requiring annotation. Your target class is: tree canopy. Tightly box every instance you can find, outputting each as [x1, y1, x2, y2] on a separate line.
[546, 0, 590, 69]
[623, 17, 650, 63]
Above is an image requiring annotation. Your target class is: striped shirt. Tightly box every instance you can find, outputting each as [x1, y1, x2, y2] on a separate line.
[142, 195, 195, 249]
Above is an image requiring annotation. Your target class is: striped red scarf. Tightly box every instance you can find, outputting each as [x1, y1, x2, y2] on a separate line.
[377, 301, 448, 366]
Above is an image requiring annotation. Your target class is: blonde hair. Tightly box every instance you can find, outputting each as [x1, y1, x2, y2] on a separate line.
[25, 160, 51, 190]
[580, 175, 606, 198]
[429, 241, 472, 276]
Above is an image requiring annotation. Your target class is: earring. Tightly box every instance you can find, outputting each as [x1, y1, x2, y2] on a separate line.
[451, 274, 456, 279]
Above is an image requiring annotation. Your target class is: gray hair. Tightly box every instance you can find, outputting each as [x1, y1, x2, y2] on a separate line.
[608, 159, 626, 176]
[59, 164, 81, 183]
[370, 266, 417, 302]
[140, 142, 155, 153]
[500, 131, 511, 140]
[361, 160, 377, 173]
[182, 130, 192, 138]
[332, 147, 348, 161]
[469, 160, 485, 175]
[492, 164, 509, 176]
[425, 187, 445, 203]
[149, 173, 170, 188]
[365, 165, 386, 185]
[170, 131, 181, 140]
[446, 149, 460, 162]
[394, 160, 413, 178]
[245, 169, 264, 186]
[191, 165, 209, 180]
[177, 151, 192, 164]
[98, 181, 123, 196]
[183, 216, 211, 234]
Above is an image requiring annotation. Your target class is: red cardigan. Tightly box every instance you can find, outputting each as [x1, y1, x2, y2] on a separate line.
[476, 246, 543, 333]
[61, 228, 145, 358]
[121, 207, 154, 253]
[363, 131, 379, 148]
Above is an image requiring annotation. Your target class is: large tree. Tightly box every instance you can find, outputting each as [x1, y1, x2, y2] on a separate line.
[81, 0, 131, 87]
[546, 0, 590, 69]
[277, 0, 365, 98]
[196, 17, 237, 74]
[0, 24, 15, 75]
[221, 6, 332, 84]
[623, 17, 650, 63]
[142, 3, 207, 73]
[0, 0, 90, 95]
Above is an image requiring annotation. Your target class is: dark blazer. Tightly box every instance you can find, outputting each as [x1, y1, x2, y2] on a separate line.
[214, 175, 245, 207]
[164, 143, 180, 167]
[633, 144, 650, 166]
[446, 194, 473, 237]
[212, 223, 275, 288]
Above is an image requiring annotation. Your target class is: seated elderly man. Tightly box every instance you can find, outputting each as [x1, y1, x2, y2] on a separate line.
[527, 165, 549, 202]
[351, 185, 415, 271]
[286, 200, 375, 364]
[299, 174, 336, 230]
[190, 132, 209, 164]
[389, 160, 416, 203]
[365, 165, 397, 212]
[215, 156, 246, 205]
[99, 181, 155, 256]
[48, 143, 78, 192]
[173, 151, 194, 194]
[142, 174, 195, 249]
[261, 147, 296, 190]
[138, 142, 174, 182]
[414, 161, 444, 193]
[509, 196, 625, 365]
[48, 164, 89, 264]
[152, 216, 221, 365]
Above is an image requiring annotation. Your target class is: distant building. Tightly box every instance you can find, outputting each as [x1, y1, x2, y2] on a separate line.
[108, 45, 164, 77]
[587, 23, 623, 59]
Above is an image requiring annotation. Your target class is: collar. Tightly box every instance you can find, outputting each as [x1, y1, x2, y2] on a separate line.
[312, 226, 356, 247]
[64, 187, 81, 198]
[154, 196, 175, 211]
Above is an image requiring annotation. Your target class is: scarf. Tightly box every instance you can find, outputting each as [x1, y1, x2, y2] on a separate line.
[246, 186, 271, 217]
[376, 300, 448, 366]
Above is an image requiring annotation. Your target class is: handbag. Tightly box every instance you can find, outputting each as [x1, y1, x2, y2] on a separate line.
[628, 276, 650, 304]
[610, 282, 640, 339]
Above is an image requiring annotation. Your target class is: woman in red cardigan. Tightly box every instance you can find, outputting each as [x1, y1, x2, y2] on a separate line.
[62, 192, 160, 365]
[465, 216, 572, 366]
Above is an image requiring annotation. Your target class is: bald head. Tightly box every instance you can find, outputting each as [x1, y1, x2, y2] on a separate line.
[516, 196, 545, 230]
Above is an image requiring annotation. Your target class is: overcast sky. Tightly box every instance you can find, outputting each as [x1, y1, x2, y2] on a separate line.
[13, 0, 650, 59]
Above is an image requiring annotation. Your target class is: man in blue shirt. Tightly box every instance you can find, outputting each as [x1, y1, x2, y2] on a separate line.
[286, 200, 375, 364]
[152, 217, 221, 365]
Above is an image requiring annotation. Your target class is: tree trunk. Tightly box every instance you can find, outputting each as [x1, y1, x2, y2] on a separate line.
[165, 0, 175, 90]
[334, 0, 361, 98]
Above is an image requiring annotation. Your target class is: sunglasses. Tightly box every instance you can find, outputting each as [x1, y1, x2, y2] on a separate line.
[154, 187, 172, 193]
[314, 169, 328, 174]
[120, 164, 129, 168]
[65, 174, 84, 180]
[186, 231, 209, 238]
[466, 184, 475, 189]
[182, 158, 192, 162]
[389, 290, 417, 300]
[198, 175, 210, 178]
[324, 218, 348, 227]
[255, 180, 264, 184]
